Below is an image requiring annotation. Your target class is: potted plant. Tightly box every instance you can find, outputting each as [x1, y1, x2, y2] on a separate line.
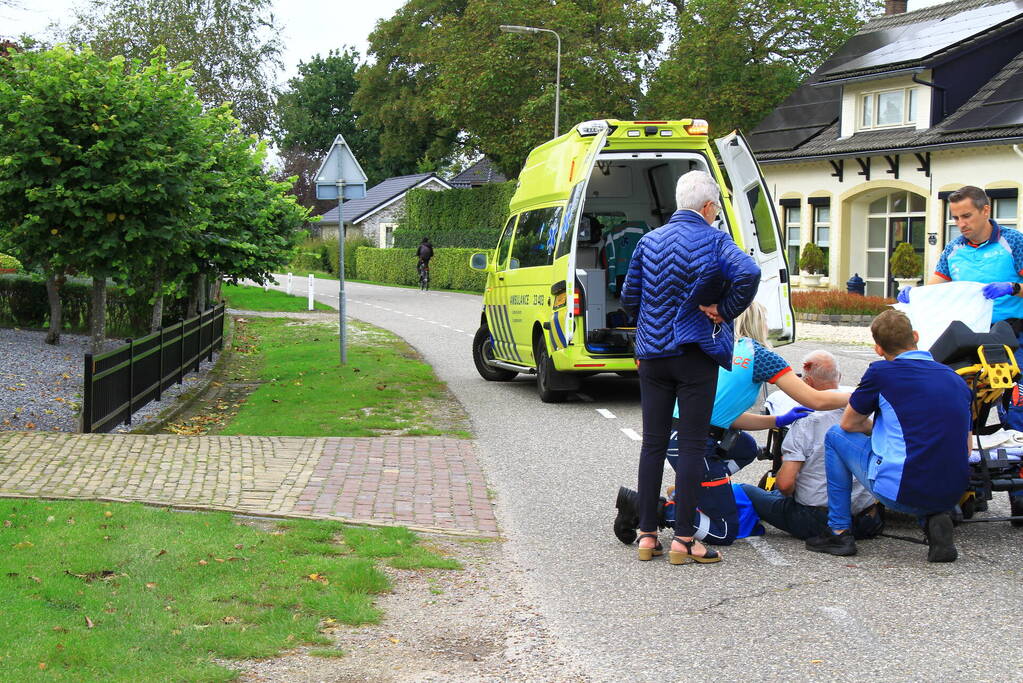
[798, 243, 827, 287]
[890, 242, 923, 290]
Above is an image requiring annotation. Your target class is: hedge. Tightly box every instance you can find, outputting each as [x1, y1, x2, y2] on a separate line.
[791, 289, 894, 316]
[394, 181, 516, 248]
[0, 274, 187, 337]
[354, 247, 493, 292]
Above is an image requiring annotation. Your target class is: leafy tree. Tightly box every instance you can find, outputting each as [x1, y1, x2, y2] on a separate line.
[643, 0, 876, 135]
[354, 0, 464, 178]
[356, 0, 663, 179]
[0, 47, 210, 348]
[60, 0, 283, 137]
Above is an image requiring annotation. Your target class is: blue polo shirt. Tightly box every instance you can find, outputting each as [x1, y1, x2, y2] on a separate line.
[936, 220, 1023, 322]
[849, 350, 971, 509]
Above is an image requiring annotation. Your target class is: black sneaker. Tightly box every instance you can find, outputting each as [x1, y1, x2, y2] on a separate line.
[806, 530, 857, 556]
[613, 487, 639, 545]
[925, 513, 957, 563]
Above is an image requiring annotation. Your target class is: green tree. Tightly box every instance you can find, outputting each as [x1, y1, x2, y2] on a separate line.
[356, 0, 663, 179]
[60, 0, 283, 137]
[643, 0, 876, 135]
[354, 0, 464, 178]
[0, 47, 210, 347]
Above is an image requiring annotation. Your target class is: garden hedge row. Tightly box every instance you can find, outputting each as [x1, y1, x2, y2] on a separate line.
[394, 182, 515, 248]
[0, 274, 187, 337]
[354, 247, 492, 292]
[0, 252, 23, 273]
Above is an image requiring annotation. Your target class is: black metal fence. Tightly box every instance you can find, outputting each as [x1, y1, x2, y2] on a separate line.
[82, 304, 226, 433]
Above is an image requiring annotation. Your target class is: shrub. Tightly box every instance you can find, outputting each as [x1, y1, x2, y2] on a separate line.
[890, 242, 923, 279]
[394, 181, 515, 248]
[792, 289, 894, 316]
[0, 274, 188, 336]
[0, 253, 23, 273]
[354, 247, 492, 292]
[798, 243, 826, 274]
[289, 251, 322, 273]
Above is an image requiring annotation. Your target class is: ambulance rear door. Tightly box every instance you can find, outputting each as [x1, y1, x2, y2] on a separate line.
[714, 131, 795, 343]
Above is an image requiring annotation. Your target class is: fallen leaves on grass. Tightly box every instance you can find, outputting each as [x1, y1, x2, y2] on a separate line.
[307, 573, 329, 585]
[85, 616, 94, 629]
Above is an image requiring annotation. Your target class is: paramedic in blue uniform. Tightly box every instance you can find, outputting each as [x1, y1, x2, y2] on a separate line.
[621, 170, 759, 566]
[807, 309, 972, 562]
[900, 186, 1023, 325]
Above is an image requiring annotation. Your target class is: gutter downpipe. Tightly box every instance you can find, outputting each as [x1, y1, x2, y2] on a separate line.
[912, 73, 947, 119]
[1014, 144, 1023, 161]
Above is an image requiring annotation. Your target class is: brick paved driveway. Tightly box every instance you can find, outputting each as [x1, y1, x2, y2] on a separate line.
[0, 432, 498, 536]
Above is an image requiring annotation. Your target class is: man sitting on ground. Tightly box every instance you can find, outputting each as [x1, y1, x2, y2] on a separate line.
[806, 309, 972, 562]
[740, 351, 882, 540]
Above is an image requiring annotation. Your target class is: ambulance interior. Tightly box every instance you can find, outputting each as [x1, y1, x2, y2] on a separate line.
[574, 152, 720, 353]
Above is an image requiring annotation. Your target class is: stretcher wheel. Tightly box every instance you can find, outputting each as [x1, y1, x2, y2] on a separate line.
[1011, 495, 1023, 528]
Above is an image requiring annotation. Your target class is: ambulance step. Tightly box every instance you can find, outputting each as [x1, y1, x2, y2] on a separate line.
[488, 359, 536, 374]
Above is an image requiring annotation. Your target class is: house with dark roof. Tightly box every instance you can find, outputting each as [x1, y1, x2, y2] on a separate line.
[750, 0, 1023, 297]
[449, 157, 507, 188]
[316, 173, 452, 247]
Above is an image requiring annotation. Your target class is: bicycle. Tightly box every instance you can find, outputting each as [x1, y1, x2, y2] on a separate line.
[417, 260, 430, 291]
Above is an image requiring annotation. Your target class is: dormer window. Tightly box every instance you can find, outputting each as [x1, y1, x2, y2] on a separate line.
[859, 87, 917, 130]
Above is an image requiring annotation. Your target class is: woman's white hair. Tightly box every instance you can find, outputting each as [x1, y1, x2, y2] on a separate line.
[675, 170, 720, 212]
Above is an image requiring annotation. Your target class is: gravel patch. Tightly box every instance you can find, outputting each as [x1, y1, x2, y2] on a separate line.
[795, 321, 873, 345]
[0, 327, 218, 434]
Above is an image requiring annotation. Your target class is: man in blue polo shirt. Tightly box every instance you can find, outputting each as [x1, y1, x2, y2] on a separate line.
[807, 309, 972, 562]
[900, 186, 1023, 322]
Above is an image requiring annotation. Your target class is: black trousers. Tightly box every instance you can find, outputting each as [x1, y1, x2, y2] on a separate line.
[637, 348, 719, 537]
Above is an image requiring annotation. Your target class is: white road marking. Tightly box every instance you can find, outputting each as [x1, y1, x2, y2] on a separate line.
[596, 408, 616, 419]
[621, 428, 642, 441]
[743, 536, 789, 566]
[576, 393, 594, 402]
[454, 329, 466, 334]
[817, 605, 875, 637]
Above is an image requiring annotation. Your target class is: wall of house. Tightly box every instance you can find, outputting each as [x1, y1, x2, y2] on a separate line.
[839, 71, 933, 137]
[763, 144, 1022, 293]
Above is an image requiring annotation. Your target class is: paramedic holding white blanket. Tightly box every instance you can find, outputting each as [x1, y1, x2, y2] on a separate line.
[898, 186, 1023, 331]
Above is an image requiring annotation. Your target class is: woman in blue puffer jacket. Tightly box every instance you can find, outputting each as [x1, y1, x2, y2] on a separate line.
[620, 169, 760, 566]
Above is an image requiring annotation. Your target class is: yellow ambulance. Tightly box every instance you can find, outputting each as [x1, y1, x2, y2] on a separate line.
[470, 119, 794, 402]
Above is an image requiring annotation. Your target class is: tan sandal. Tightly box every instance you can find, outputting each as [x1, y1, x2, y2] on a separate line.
[669, 537, 721, 565]
[637, 532, 663, 561]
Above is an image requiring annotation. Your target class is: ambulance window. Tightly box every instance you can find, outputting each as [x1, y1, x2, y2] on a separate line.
[554, 183, 585, 260]
[494, 216, 517, 270]
[511, 207, 562, 268]
[746, 186, 778, 254]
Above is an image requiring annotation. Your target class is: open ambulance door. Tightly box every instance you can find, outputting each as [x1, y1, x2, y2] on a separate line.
[715, 130, 795, 344]
[562, 122, 610, 345]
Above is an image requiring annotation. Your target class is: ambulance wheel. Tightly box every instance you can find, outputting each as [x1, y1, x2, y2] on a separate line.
[534, 339, 567, 403]
[1011, 495, 1023, 528]
[473, 326, 517, 381]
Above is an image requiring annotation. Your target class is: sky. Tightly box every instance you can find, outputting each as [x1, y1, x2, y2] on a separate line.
[0, 0, 408, 85]
[1, 0, 950, 87]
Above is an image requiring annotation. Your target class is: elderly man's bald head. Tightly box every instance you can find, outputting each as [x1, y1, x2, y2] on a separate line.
[801, 350, 840, 389]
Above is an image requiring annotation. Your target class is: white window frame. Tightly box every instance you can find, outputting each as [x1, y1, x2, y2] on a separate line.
[858, 87, 918, 131]
[813, 204, 831, 276]
[993, 197, 1018, 230]
[784, 205, 801, 272]
[379, 222, 398, 248]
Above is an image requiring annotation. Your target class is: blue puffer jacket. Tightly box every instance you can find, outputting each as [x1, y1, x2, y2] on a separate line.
[620, 209, 760, 367]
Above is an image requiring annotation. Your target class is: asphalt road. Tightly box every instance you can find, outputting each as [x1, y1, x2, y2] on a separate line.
[271, 276, 1023, 682]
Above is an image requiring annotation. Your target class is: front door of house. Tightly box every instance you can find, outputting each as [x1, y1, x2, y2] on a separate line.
[864, 191, 927, 298]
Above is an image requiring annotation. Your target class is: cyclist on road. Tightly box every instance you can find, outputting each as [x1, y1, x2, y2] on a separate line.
[417, 236, 434, 290]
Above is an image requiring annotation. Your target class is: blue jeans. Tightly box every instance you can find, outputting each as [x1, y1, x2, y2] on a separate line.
[823, 426, 948, 530]
[740, 484, 884, 540]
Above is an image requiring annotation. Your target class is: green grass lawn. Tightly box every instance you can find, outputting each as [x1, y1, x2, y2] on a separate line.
[221, 284, 332, 312]
[0, 499, 458, 682]
[170, 316, 468, 438]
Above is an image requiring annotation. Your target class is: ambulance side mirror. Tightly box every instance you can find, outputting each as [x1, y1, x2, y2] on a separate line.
[470, 252, 489, 271]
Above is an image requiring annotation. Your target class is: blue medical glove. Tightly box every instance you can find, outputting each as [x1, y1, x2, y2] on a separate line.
[982, 282, 1014, 299]
[775, 406, 813, 428]
[896, 286, 912, 304]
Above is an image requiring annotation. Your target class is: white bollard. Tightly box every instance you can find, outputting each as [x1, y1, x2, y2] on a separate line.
[308, 274, 314, 311]
[263, 280, 269, 292]
[287, 272, 293, 295]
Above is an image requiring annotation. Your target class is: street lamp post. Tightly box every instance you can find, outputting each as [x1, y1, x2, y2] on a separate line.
[499, 24, 561, 138]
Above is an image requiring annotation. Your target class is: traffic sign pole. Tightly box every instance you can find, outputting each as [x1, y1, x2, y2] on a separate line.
[338, 179, 347, 365]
